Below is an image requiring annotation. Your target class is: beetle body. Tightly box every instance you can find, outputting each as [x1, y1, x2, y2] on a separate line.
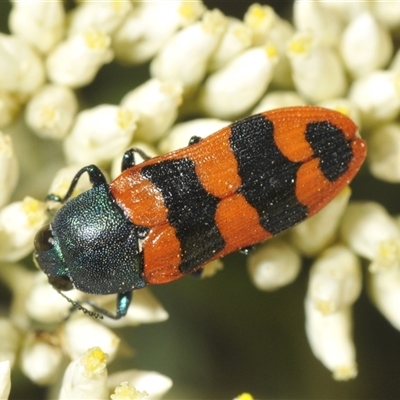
[34, 106, 366, 318]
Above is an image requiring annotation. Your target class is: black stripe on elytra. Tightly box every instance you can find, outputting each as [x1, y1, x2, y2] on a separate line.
[230, 115, 308, 235]
[141, 158, 225, 274]
[305, 121, 353, 182]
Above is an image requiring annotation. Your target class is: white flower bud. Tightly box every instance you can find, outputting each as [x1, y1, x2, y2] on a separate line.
[151, 9, 227, 94]
[111, 143, 158, 181]
[113, 1, 205, 64]
[247, 238, 301, 291]
[287, 32, 347, 103]
[62, 317, 120, 362]
[367, 122, 400, 182]
[243, 3, 279, 46]
[340, 12, 392, 78]
[47, 164, 92, 203]
[108, 370, 173, 400]
[68, 0, 132, 36]
[290, 187, 351, 257]
[121, 79, 182, 143]
[0, 33, 45, 95]
[9, 0, 65, 54]
[0, 131, 18, 209]
[200, 259, 224, 279]
[0, 92, 21, 129]
[318, 1, 370, 22]
[349, 70, 400, 128]
[198, 45, 279, 119]
[293, 0, 345, 47]
[64, 105, 137, 165]
[340, 202, 400, 272]
[305, 298, 357, 380]
[59, 347, 109, 400]
[158, 118, 230, 154]
[20, 331, 63, 385]
[208, 17, 252, 72]
[0, 197, 47, 262]
[25, 85, 78, 140]
[369, 265, 400, 330]
[25, 273, 84, 323]
[46, 29, 114, 88]
[252, 91, 305, 115]
[0, 361, 11, 400]
[308, 245, 361, 315]
[371, 1, 400, 30]
[0, 318, 20, 368]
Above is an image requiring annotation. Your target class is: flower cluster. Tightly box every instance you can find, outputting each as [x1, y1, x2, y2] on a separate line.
[0, 0, 400, 398]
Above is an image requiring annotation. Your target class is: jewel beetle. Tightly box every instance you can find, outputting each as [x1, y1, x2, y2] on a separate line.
[34, 106, 366, 319]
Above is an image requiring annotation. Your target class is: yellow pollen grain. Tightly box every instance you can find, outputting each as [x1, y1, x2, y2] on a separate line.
[179, 3, 201, 20]
[111, 381, 148, 400]
[82, 347, 108, 377]
[84, 29, 110, 50]
[247, 4, 269, 27]
[39, 106, 57, 128]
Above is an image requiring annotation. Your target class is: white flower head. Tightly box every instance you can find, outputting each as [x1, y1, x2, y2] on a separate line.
[0, 33, 45, 95]
[20, 330, 63, 386]
[293, 0, 345, 47]
[208, 17, 252, 72]
[25, 84, 78, 140]
[64, 105, 138, 165]
[0, 361, 11, 400]
[340, 12, 393, 78]
[198, 45, 279, 119]
[9, 0, 65, 54]
[108, 369, 173, 400]
[369, 265, 400, 331]
[290, 187, 351, 257]
[158, 118, 230, 154]
[247, 238, 301, 291]
[308, 245, 362, 315]
[113, 1, 205, 65]
[46, 28, 114, 88]
[287, 32, 347, 103]
[305, 298, 357, 381]
[121, 78, 183, 143]
[341, 202, 400, 273]
[59, 347, 109, 400]
[371, 1, 400, 30]
[0, 131, 18, 209]
[68, 0, 133, 36]
[0, 197, 47, 262]
[349, 70, 400, 128]
[368, 122, 400, 182]
[62, 317, 120, 362]
[151, 9, 228, 94]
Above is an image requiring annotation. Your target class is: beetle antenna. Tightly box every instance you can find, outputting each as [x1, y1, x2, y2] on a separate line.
[58, 291, 104, 319]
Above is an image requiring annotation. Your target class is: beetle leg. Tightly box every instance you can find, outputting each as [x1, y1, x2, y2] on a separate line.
[188, 136, 202, 146]
[86, 290, 133, 320]
[47, 165, 107, 203]
[121, 148, 151, 171]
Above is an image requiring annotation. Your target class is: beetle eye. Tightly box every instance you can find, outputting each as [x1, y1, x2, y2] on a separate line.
[34, 224, 54, 252]
[49, 275, 73, 291]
